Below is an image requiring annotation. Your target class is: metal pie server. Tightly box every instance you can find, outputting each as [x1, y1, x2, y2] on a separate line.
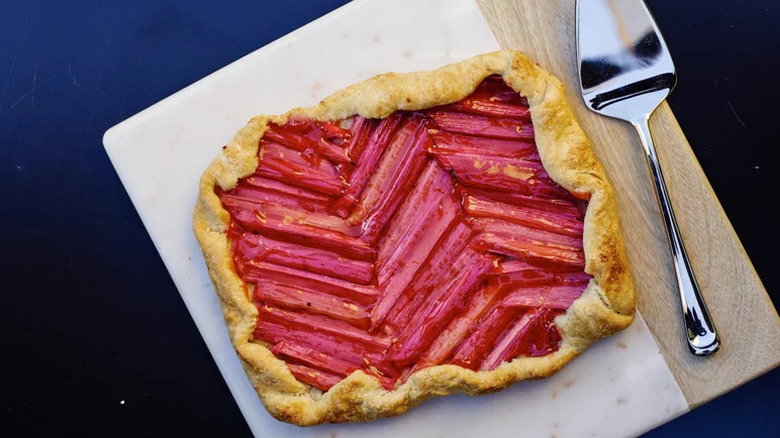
[576, 0, 719, 356]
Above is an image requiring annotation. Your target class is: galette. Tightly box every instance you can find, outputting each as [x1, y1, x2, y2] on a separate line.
[193, 50, 635, 426]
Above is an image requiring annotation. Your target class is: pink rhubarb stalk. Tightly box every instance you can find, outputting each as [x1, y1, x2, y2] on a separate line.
[375, 161, 456, 285]
[220, 196, 374, 261]
[555, 271, 593, 285]
[254, 279, 370, 329]
[368, 197, 460, 328]
[479, 309, 562, 370]
[332, 113, 403, 217]
[349, 114, 432, 242]
[464, 195, 584, 237]
[254, 320, 378, 362]
[462, 187, 584, 215]
[386, 251, 498, 367]
[418, 279, 504, 366]
[425, 109, 535, 140]
[344, 116, 373, 164]
[243, 261, 377, 305]
[501, 284, 587, 310]
[258, 304, 391, 351]
[272, 341, 359, 377]
[434, 152, 570, 198]
[440, 98, 531, 120]
[492, 262, 557, 287]
[234, 232, 374, 284]
[255, 141, 347, 195]
[242, 175, 333, 201]
[427, 129, 537, 159]
[220, 188, 329, 215]
[449, 305, 519, 370]
[479, 311, 541, 370]
[285, 363, 343, 391]
[381, 221, 475, 331]
[474, 218, 585, 269]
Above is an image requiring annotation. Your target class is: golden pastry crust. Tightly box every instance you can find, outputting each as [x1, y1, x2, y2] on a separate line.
[193, 50, 635, 425]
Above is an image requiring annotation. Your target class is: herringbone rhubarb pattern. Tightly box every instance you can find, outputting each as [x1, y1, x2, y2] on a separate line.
[218, 77, 590, 391]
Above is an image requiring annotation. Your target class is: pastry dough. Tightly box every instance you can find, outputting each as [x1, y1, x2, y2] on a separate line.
[193, 50, 635, 425]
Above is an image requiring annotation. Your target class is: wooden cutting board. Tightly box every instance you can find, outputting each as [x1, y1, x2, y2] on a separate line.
[474, 0, 780, 407]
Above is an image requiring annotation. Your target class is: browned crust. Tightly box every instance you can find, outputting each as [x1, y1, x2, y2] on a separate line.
[192, 50, 635, 425]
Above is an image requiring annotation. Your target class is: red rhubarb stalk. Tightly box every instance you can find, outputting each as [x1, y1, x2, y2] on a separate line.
[256, 141, 347, 195]
[263, 124, 351, 165]
[480, 309, 562, 369]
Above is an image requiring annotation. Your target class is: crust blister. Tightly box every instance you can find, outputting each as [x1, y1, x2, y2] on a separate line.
[193, 50, 635, 425]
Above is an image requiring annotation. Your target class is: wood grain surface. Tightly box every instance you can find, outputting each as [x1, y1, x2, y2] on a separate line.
[475, 0, 780, 407]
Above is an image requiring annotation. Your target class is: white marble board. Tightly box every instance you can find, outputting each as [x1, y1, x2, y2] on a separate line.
[103, 0, 688, 436]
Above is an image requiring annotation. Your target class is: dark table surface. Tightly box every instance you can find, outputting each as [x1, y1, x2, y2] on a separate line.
[2, 0, 778, 436]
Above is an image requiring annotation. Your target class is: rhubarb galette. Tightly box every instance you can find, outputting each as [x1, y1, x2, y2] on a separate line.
[193, 50, 635, 425]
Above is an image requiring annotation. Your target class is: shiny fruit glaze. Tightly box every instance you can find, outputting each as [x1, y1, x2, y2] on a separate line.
[218, 76, 591, 391]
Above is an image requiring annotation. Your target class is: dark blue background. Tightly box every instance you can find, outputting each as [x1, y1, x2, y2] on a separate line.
[2, 1, 777, 436]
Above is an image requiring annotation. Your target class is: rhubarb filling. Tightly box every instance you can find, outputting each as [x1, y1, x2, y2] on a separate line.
[218, 76, 591, 391]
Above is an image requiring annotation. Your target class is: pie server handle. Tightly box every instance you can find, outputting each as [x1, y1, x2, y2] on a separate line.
[633, 117, 720, 356]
